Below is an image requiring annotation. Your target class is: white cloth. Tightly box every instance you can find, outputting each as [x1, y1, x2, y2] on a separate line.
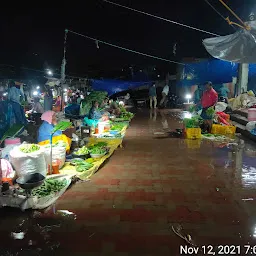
[162, 85, 169, 95]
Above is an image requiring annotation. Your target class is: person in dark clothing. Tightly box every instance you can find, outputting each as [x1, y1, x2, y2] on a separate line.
[149, 83, 157, 109]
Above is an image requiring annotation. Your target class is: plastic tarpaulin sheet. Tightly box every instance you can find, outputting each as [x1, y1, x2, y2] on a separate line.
[203, 21, 256, 63]
[179, 59, 238, 86]
[91, 79, 149, 96]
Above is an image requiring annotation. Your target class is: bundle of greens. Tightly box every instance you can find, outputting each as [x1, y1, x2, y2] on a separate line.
[0, 124, 24, 143]
[88, 142, 108, 155]
[20, 144, 40, 153]
[74, 146, 89, 155]
[183, 115, 204, 128]
[119, 106, 134, 120]
[206, 107, 215, 119]
[52, 121, 72, 133]
[70, 159, 94, 172]
[110, 123, 126, 131]
[31, 178, 67, 197]
[188, 105, 196, 113]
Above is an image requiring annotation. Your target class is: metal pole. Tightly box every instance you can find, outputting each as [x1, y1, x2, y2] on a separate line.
[50, 134, 53, 175]
[60, 29, 68, 111]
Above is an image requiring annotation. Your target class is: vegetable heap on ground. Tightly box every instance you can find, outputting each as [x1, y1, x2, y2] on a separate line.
[71, 158, 94, 172]
[119, 106, 134, 121]
[88, 142, 109, 155]
[110, 122, 126, 131]
[183, 115, 204, 128]
[31, 178, 67, 197]
[52, 121, 72, 133]
[20, 144, 40, 153]
[74, 146, 89, 155]
[80, 91, 108, 116]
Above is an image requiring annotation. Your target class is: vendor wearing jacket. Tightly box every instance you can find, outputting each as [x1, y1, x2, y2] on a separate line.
[200, 81, 218, 132]
[38, 111, 62, 143]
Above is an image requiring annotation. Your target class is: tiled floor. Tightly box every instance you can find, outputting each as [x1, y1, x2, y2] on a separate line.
[1, 109, 256, 255]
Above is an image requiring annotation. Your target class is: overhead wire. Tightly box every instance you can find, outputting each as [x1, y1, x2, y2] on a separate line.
[102, 0, 220, 37]
[67, 29, 185, 65]
[203, 0, 236, 30]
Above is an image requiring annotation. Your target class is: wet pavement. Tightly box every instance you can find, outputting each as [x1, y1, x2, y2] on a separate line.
[1, 109, 256, 255]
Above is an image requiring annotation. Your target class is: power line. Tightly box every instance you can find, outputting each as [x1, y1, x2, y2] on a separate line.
[67, 29, 185, 65]
[103, 0, 220, 37]
[203, 0, 236, 30]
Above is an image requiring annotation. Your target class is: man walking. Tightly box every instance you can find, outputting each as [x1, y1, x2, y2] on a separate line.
[149, 83, 157, 109]
[160, 84, 169, 108]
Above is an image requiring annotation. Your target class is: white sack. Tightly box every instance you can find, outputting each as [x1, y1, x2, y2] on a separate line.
[9, 145, 46, 178]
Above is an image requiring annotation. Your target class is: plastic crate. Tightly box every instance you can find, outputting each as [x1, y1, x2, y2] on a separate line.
[211, 124, 236, 135]
[185, 128, 201, 139]
[186, 139, 201, 149]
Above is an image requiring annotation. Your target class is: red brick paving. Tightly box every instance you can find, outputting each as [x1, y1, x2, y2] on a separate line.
[1, 109, 256, 255]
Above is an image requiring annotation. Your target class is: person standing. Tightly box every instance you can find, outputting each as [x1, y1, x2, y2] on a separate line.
[200, 81, 218, 132]
[160, 84, 169, 108]
[44, 86, 53, 111]
[7, 81, 24, 104]
[149, 83, 157, 109]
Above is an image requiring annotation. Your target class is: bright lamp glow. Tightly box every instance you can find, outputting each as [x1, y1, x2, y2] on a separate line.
[3, 93, 7, 96]
[33, 91, 38, 96]
[47, 70, 53, 76]
[64, 88, 67, 92]
[36, 86, 40, 89]
[185, 94, 192, 99]
[119, 101, 124, 106]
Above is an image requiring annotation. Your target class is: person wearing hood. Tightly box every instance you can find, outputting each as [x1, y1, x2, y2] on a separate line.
[38, 111, 62, 143]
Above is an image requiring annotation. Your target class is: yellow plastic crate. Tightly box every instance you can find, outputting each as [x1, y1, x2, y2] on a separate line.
[186, 139, 201, 149]
[185, 128, 201, 139]
[211, 124, 236, 135]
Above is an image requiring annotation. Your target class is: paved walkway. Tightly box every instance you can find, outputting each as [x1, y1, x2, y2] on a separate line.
[1, 109, 256, 255]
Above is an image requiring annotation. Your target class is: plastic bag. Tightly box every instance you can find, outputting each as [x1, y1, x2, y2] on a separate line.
[215, 102, 227, 113]
[246, 121, 256, 132]
[0, 159, 15, 179]
[9, 145, 46, 178]
[43, 145, 66, 169]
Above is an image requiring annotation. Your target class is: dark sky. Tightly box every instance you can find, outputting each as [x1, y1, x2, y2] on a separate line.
[1, 0, 255, 77]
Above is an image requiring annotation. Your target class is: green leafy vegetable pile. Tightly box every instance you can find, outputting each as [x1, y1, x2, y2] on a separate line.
[71, 159, 94, 172]
[88, 142, 108, 156]
[74, 146, 89, 155]
[188, 105, 196, 113]
[110, 123, 126, 131]
[119, 106, 134, 120]
[31, 178, 67, 197]
[206, 107, 215, 119]
[20, 144, 40, 153]
[183, 115, 204, 128]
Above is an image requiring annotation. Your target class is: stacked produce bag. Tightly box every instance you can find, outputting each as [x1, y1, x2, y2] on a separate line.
[9, 144, 47, 178]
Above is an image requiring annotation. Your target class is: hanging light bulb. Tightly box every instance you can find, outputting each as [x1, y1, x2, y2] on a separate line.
[95, 40, 100, 49]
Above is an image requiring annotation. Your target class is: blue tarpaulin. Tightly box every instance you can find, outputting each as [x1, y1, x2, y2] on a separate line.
[91, 79, 149, 96]
[179, 59, 238, 86]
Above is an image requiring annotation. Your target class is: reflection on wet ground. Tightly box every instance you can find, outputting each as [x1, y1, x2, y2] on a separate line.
[1, 109, 256, 255]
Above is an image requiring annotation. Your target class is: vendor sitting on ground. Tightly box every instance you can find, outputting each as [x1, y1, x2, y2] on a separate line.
[109, 100, 121, 116]
[38, 111, 62, 143]
[100, 97, 109, 109]
[200, 81, 218, 133]
[89, 101, 109, 120]
[27, 97, 44, 114]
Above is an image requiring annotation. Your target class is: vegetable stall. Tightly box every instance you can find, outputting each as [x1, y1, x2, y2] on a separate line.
[0, 101, 134, 210]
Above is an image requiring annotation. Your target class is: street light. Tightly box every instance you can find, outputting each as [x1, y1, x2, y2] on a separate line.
[47, 69, 53, 76]
[185, 94, 192, 103]
[33, 91, 39, 96]
[36, 86, 40, 89]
